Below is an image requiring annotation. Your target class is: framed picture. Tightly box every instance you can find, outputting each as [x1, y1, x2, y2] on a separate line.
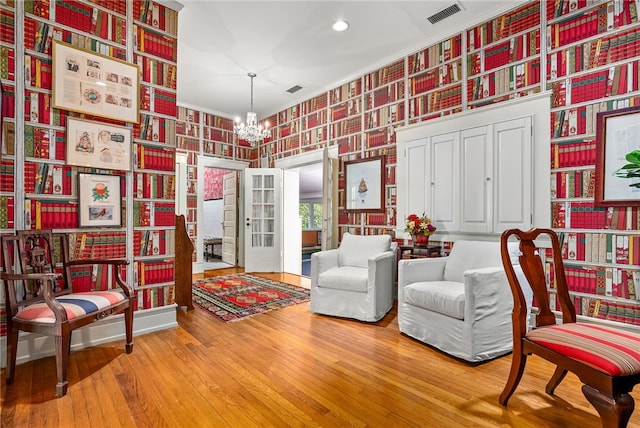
[52, 40, 140, 123]
[595, 105, 640, 206]
[66, 117, 132, 171]
[344, 156, 385, 212]
[78, 173, 123, 227]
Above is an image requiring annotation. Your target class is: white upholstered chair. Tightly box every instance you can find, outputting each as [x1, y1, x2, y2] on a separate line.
[310, 233, 395, 322]
[397, 240, 527, 362]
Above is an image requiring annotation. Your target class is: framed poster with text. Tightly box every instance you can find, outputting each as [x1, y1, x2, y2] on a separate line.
[52, 41, 140, 123]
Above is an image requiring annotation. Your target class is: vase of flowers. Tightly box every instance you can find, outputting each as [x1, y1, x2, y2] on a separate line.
[404, 213, 436, 247]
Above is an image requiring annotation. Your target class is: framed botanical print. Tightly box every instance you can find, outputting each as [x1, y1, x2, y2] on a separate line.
[77, 172, 123, 227]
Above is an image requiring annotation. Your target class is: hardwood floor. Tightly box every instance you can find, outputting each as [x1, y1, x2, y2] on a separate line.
[2, 269, 639, 427]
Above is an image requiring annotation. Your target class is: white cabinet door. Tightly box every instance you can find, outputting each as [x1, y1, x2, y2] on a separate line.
[405, 140, 430, 219]
[493, 117, 532, 232]
[461, 126, 491, 233]
[431, 132, 459, 232]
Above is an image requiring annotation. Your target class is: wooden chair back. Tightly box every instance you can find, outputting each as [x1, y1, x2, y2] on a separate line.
[2, 231, 65, 313]
[501, 228, 575, 334]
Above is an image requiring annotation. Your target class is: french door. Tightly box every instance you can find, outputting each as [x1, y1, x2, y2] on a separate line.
[243, 169, 282, 272]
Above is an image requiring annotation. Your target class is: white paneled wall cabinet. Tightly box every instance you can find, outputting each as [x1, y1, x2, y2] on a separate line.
[397, 94, 550, 240]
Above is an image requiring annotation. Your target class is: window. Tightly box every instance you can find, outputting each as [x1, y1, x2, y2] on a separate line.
[299, 200, 323, 230]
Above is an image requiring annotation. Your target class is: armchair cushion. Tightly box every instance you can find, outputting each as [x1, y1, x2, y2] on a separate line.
[318, 266, 367, 292]
[338, 232, 391, 268]
[444, 240, 506, 283]
[404, 281, 465, 319]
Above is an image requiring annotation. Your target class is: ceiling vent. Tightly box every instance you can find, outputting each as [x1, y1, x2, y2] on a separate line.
[286, 85, 303, 94]
[427, 2, 462, 24]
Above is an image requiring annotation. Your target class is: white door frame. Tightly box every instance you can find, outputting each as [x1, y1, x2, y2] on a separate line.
[274, 146, 338, 267]
[194, 157, 249, 274]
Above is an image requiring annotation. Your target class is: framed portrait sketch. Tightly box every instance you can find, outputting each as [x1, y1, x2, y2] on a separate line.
[595, 105, 640, 206]
[344, 156, 385, 212]
[52, 41, 140, 123]
[66, 117, 132, 171]
[78, 173, 123, 227]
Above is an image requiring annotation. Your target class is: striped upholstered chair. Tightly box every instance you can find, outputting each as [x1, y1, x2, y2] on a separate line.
[500, 228, 640, 428]
[1, 230, 134, 397]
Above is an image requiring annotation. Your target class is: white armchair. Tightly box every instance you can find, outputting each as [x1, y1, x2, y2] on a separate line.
[398, 240, 521, 362]
[310, 233, 395, 322]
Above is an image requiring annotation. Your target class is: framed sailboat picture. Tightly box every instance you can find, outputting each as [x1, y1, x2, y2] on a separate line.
[344, 156, 384, 212]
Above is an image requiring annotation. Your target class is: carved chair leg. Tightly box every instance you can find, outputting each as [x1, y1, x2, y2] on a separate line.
[54, 332, 71, 397]
[499, 352, 527, 406]
[582, 385, 634, 428]
[124, 304, 133, 354]
[545, 366, 568, 395]
[5, 326, 18, 385]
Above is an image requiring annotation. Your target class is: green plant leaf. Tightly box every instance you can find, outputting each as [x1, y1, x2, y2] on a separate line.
[626, 150, 640, 164]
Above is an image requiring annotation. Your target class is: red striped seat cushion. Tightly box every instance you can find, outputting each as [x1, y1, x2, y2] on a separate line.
[527, 323, 640, 376]
[15, 291, 127, 324]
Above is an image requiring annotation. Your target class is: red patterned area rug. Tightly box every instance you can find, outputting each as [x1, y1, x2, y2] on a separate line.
[192, 273, 310, 322]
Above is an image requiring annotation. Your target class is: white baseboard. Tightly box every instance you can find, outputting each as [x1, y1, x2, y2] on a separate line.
[0, 304, 178, 368]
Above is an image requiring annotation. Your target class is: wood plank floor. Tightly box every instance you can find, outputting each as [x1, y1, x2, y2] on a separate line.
[2, 268, 639, 427]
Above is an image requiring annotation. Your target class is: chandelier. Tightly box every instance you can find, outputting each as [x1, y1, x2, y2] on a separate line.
[234, 72, 271, 145]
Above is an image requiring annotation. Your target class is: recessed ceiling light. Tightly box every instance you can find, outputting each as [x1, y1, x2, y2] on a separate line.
[332, 20, 349, 32]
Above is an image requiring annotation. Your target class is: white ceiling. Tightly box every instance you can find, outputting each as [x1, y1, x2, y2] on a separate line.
[176, 0, 523, 121]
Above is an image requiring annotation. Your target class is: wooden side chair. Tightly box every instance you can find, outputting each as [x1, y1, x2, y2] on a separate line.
[500, 228, 640, 428]
[1, 230, 134, 397]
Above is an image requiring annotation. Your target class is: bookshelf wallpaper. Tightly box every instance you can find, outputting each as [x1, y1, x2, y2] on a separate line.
[3, 0, 640, 330]
[0, 0, 181, 337]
